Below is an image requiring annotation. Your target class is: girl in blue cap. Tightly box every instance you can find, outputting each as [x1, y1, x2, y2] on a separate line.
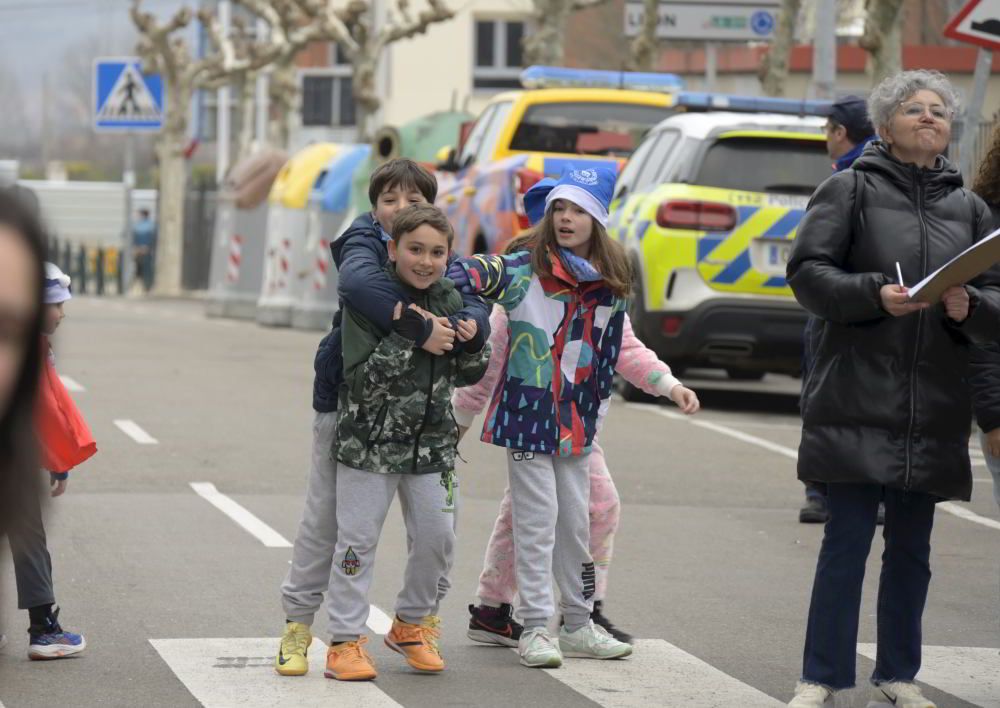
[448, 166, 634, 668]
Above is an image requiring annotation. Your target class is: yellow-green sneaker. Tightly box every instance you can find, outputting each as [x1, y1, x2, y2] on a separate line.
[275, 621, 312, 676]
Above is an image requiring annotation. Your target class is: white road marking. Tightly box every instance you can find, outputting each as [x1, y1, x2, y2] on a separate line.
[150, 638, 404, 707]
[190, 482, 292, 548]
[937, 502, 1000, 531]
[857, 644, 1000, 707]
[549, 638, 782, 707]
[365, 605, 393, 636]
[700, 418, 802, 431]
[59, 375, 85, 392]
[114, 419, 158, 445]
[627, 403, 1000, 532]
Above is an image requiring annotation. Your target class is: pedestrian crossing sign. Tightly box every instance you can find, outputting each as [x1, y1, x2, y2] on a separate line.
[93, 57, 164, 132]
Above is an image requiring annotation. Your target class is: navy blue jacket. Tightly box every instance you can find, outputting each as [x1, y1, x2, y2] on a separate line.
[313, 213, 491, 412]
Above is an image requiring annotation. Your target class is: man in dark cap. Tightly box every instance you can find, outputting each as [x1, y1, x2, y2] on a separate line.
[823, 95, 877, 173]
[799, 95, 879, 524]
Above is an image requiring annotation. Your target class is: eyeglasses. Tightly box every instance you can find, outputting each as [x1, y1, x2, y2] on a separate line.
[898, 102, 953, 121]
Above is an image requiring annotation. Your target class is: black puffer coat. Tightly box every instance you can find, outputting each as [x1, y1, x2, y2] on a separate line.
[788, 142, 1000, 501]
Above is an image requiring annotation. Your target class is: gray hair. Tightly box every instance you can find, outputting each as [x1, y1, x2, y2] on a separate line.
[867, 70, 960, 135]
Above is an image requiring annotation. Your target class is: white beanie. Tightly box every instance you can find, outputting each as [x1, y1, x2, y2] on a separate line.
[44, 263, 72, 305]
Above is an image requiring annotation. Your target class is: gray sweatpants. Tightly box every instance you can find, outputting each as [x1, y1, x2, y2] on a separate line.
[507, 450, 594, 631]
[280, 412, 340, 625]
[327, 464, 457, 642]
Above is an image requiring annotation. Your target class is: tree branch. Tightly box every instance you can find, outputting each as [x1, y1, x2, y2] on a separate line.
[571, 0, 607, 10]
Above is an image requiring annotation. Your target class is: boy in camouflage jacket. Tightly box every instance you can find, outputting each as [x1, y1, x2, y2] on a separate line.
[325, 204, 489, 681]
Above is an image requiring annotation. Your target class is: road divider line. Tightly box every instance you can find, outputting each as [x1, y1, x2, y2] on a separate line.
[189, 482, 292, 548]
[59, 375, 85, 392]
[113, 419, 158, 445]
[626, 402, 1000, 532]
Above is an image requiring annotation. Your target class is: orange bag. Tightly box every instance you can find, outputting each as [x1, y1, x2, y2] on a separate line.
[35, 351, 97, 473]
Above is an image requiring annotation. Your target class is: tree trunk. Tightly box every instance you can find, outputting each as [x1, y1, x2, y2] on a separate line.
[523, 0, 573, 66]
[236, 74, 256, 163]
[268, 58, 298, 149]
[860, 0, 904, 86]
[758, 0, 800, 97]
[629, 0, 660, 72]
[153, 131, 187, 296]
[352, 52, 381, 142]
[152, 76, 190, 297]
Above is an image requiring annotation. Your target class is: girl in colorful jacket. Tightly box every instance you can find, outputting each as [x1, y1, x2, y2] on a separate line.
[456, 305, 698, 647]
[449, 166, 635, 669]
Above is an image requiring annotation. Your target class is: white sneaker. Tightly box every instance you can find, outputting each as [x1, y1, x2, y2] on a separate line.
[868, 682, 936, 708]
[518, 628, 562, 668]
[788, 681, 834, 707]
[558, 620, 632, 660]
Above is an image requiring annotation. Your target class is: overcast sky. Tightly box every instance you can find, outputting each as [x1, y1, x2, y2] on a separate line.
[0, 0, 195, 122]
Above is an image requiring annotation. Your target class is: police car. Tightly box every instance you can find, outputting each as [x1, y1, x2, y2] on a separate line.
[608, 112, 831, 389]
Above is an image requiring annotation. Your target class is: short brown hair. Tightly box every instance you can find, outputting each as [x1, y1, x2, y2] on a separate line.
[391, 204, 454, 247]
[368, 158, 437, 205]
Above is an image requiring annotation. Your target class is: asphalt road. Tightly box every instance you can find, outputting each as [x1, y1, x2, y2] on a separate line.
[1, 296, 997, 708]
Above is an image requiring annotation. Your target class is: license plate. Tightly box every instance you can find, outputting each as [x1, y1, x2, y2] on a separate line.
[752, 238, 793, 276]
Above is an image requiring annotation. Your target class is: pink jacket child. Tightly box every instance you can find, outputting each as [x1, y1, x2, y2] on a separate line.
[454, 305, 699, 645]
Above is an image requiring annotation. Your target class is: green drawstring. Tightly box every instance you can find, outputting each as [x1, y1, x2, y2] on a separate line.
[440, 469, 456, 510]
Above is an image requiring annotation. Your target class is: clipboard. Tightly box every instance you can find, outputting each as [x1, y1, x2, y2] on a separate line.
[906, 227, 1000, 304]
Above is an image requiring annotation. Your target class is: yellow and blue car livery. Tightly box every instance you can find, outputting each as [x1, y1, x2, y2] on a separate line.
[609, 112, 832, 381]
[436, 83, 675, 255]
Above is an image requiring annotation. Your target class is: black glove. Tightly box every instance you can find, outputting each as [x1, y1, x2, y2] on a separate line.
[393, 307, 432, 342]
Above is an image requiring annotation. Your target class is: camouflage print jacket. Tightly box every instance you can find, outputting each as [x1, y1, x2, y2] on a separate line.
[337, 269, 490, 475]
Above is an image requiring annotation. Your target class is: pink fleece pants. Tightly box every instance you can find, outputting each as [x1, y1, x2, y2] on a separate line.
[476, 442, 619, 605]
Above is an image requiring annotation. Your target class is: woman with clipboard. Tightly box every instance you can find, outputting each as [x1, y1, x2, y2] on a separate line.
[785, 71, 1000, 708]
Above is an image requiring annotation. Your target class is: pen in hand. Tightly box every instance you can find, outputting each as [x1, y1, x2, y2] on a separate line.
[895, 261, 905, 289]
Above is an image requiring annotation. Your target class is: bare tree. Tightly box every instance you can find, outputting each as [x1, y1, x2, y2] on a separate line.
[629, 0, 661, 72]
[758, 0, 801, 97]
[291, 0, 455, 141]
[130, 0, 321, 294]
[522, 0, 610, 67]
[860, 0, 904, 85]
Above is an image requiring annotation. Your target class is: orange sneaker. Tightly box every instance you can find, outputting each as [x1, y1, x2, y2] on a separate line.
[324, 636, 377, 681]
[384, 615, 444, 672]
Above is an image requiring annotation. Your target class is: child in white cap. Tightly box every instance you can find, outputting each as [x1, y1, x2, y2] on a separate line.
[7, 262, 94, 659]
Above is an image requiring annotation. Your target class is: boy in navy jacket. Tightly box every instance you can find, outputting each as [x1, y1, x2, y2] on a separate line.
[275, 159, 489, 676]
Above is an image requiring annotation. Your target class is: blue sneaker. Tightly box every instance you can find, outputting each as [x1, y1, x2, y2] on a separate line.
[28, 607, 86, 660]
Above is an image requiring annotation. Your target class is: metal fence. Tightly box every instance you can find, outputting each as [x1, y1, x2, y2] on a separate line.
[949, 110, 999, 183]
[182, 183, 217, 291]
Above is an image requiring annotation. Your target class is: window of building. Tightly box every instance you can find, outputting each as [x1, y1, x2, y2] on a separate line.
[473, 19, 526, 90]
[301, 44, 355, 127]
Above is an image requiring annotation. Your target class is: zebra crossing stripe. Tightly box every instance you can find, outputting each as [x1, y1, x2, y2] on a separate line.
[548, 639, 783, 707]
[857, 644, 1000, 707]
[150, 638, 403, 707]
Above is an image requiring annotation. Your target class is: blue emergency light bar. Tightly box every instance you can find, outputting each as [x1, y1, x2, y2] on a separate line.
[675, 92, 832, 117]
[520, 65, 685, 93]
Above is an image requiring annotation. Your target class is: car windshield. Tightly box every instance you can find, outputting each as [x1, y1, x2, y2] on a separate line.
[694, 137, 831, 196]
[507, 102, 668, 157]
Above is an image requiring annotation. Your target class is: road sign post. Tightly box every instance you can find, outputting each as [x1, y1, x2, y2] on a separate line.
[943, 0, 998, 179]
[93, 57, 163, 295]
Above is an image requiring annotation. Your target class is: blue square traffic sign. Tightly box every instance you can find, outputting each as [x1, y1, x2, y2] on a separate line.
[93, 57, 164, 132]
